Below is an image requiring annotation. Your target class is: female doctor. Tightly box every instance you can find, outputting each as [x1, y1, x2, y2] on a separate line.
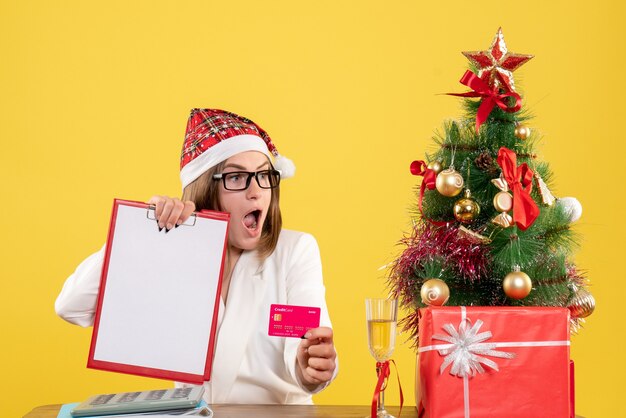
[55, 108, 338, 404]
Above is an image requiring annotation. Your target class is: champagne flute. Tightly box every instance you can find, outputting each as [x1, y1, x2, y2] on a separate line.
[365, 298, 398, 418]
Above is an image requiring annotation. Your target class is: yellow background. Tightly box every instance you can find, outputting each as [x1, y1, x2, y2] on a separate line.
[1, 1, 624, 417]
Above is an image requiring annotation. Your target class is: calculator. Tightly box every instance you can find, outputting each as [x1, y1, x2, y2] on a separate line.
[70, 386, 205, 416]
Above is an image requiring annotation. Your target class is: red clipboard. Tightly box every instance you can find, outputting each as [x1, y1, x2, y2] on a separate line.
[87, 199, 229, 384]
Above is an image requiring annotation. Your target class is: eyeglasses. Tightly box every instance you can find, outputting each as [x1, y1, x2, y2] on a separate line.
[212, 169, 281, 191]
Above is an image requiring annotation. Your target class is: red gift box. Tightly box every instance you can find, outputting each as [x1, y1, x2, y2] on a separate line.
[416, 306, 572, 418]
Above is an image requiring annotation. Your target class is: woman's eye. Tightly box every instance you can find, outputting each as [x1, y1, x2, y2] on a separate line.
[226, 174, 241, 183]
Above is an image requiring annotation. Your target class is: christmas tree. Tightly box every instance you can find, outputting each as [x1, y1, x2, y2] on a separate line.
[389, 28, 595, 344]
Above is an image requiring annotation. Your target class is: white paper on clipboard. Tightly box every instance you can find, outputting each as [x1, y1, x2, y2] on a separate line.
[87, 199, 229, 383]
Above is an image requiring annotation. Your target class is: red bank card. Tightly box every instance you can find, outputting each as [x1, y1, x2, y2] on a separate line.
[268, 304, 321, 338]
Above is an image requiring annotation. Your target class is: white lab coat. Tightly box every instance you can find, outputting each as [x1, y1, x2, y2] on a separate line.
[55, 229, 337, 404]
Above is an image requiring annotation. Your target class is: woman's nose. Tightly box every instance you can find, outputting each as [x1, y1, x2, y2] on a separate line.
[246, 175, 262, 198]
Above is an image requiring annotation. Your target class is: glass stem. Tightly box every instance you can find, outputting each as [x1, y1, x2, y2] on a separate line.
[379, 387, 386, 414]
[376, 364, 386, 414]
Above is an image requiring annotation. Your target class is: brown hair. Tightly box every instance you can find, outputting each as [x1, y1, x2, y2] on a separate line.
[181, 159, 282, 259]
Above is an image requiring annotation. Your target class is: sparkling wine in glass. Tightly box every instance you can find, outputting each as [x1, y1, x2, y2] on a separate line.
[365, 298, 398, 418]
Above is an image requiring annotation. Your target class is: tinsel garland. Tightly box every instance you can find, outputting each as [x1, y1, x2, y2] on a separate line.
[389, 222, 492, 344]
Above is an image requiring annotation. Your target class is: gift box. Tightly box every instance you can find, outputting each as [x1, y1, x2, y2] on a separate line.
[416, 306, 572, 418]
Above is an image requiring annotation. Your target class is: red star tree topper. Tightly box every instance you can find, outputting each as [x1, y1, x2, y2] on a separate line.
[462, 27, 533, 92]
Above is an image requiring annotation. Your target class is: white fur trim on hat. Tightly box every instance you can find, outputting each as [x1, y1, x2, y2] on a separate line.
[180, 134, 272, 189]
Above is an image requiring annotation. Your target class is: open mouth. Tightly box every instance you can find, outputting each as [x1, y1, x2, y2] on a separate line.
[243, 210, 261, 230]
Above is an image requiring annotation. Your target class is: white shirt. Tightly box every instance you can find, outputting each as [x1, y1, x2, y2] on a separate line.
[55, 229, 337, 404]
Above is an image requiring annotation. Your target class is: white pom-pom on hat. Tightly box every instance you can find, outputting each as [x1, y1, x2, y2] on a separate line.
[274, 154, 296, 179]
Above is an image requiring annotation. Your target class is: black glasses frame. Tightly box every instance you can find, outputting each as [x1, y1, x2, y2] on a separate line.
[212, 169, 281, 191]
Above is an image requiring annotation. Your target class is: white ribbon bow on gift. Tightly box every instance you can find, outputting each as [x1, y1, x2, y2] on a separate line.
[432, 318, 515, 378]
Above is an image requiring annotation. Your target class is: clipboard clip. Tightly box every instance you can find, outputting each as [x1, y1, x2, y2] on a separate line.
[146, 205, 197, 227]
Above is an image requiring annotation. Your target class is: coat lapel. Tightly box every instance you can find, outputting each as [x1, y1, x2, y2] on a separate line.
[209, 250, 266, 402]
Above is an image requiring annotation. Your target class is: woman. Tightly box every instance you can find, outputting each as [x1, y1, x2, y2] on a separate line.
[55, 108, 338, 404]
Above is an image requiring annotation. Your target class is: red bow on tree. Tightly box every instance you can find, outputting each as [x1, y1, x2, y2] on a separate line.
[410, 161, 447, 226]
[496, 147, 539, 230]
[448, 70, 522, 133]
[410, 161, 436, 186]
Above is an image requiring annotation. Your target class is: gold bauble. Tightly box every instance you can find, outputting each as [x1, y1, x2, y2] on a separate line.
[493, 191, 513, 213]
[514, 124, 531, 140]
[503, 269, 532, 299]
[435, 168, 464, 197]
[453, 190, 480, 224]
[420, 279, 450, 306]
[427, 160, 443, 174]
[568, 288, 596, 319]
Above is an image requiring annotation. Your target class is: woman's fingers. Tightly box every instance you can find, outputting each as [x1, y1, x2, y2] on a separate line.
[306, 343, 336, 360]
[164, 199, 185, 230]
[303, 366, 334, 384]
[180, 200, 196, 224]
[298, 326, 337, 385]
[306, 355, 335, 371]
[147, 195, 196, 231]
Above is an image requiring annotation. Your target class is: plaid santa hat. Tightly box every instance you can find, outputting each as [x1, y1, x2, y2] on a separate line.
[179, 108, 295, 189]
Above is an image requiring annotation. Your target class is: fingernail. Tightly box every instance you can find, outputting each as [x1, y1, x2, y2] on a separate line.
[158, 222, 164, 229]
[300, 334, 306, 339]
[176, 219, 183, 225]
[158, 226, 164, 232]
[304, 333, 311, 339]
[166, 223, 173, 230]
[175, 224, 180, 229]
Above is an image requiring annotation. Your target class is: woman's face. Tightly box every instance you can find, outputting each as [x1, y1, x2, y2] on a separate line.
[218, 151, 273, 252]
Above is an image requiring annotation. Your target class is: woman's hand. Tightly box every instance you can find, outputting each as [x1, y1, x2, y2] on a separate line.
[296, 327, 337, 390]
[148, 195, 196, 231]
